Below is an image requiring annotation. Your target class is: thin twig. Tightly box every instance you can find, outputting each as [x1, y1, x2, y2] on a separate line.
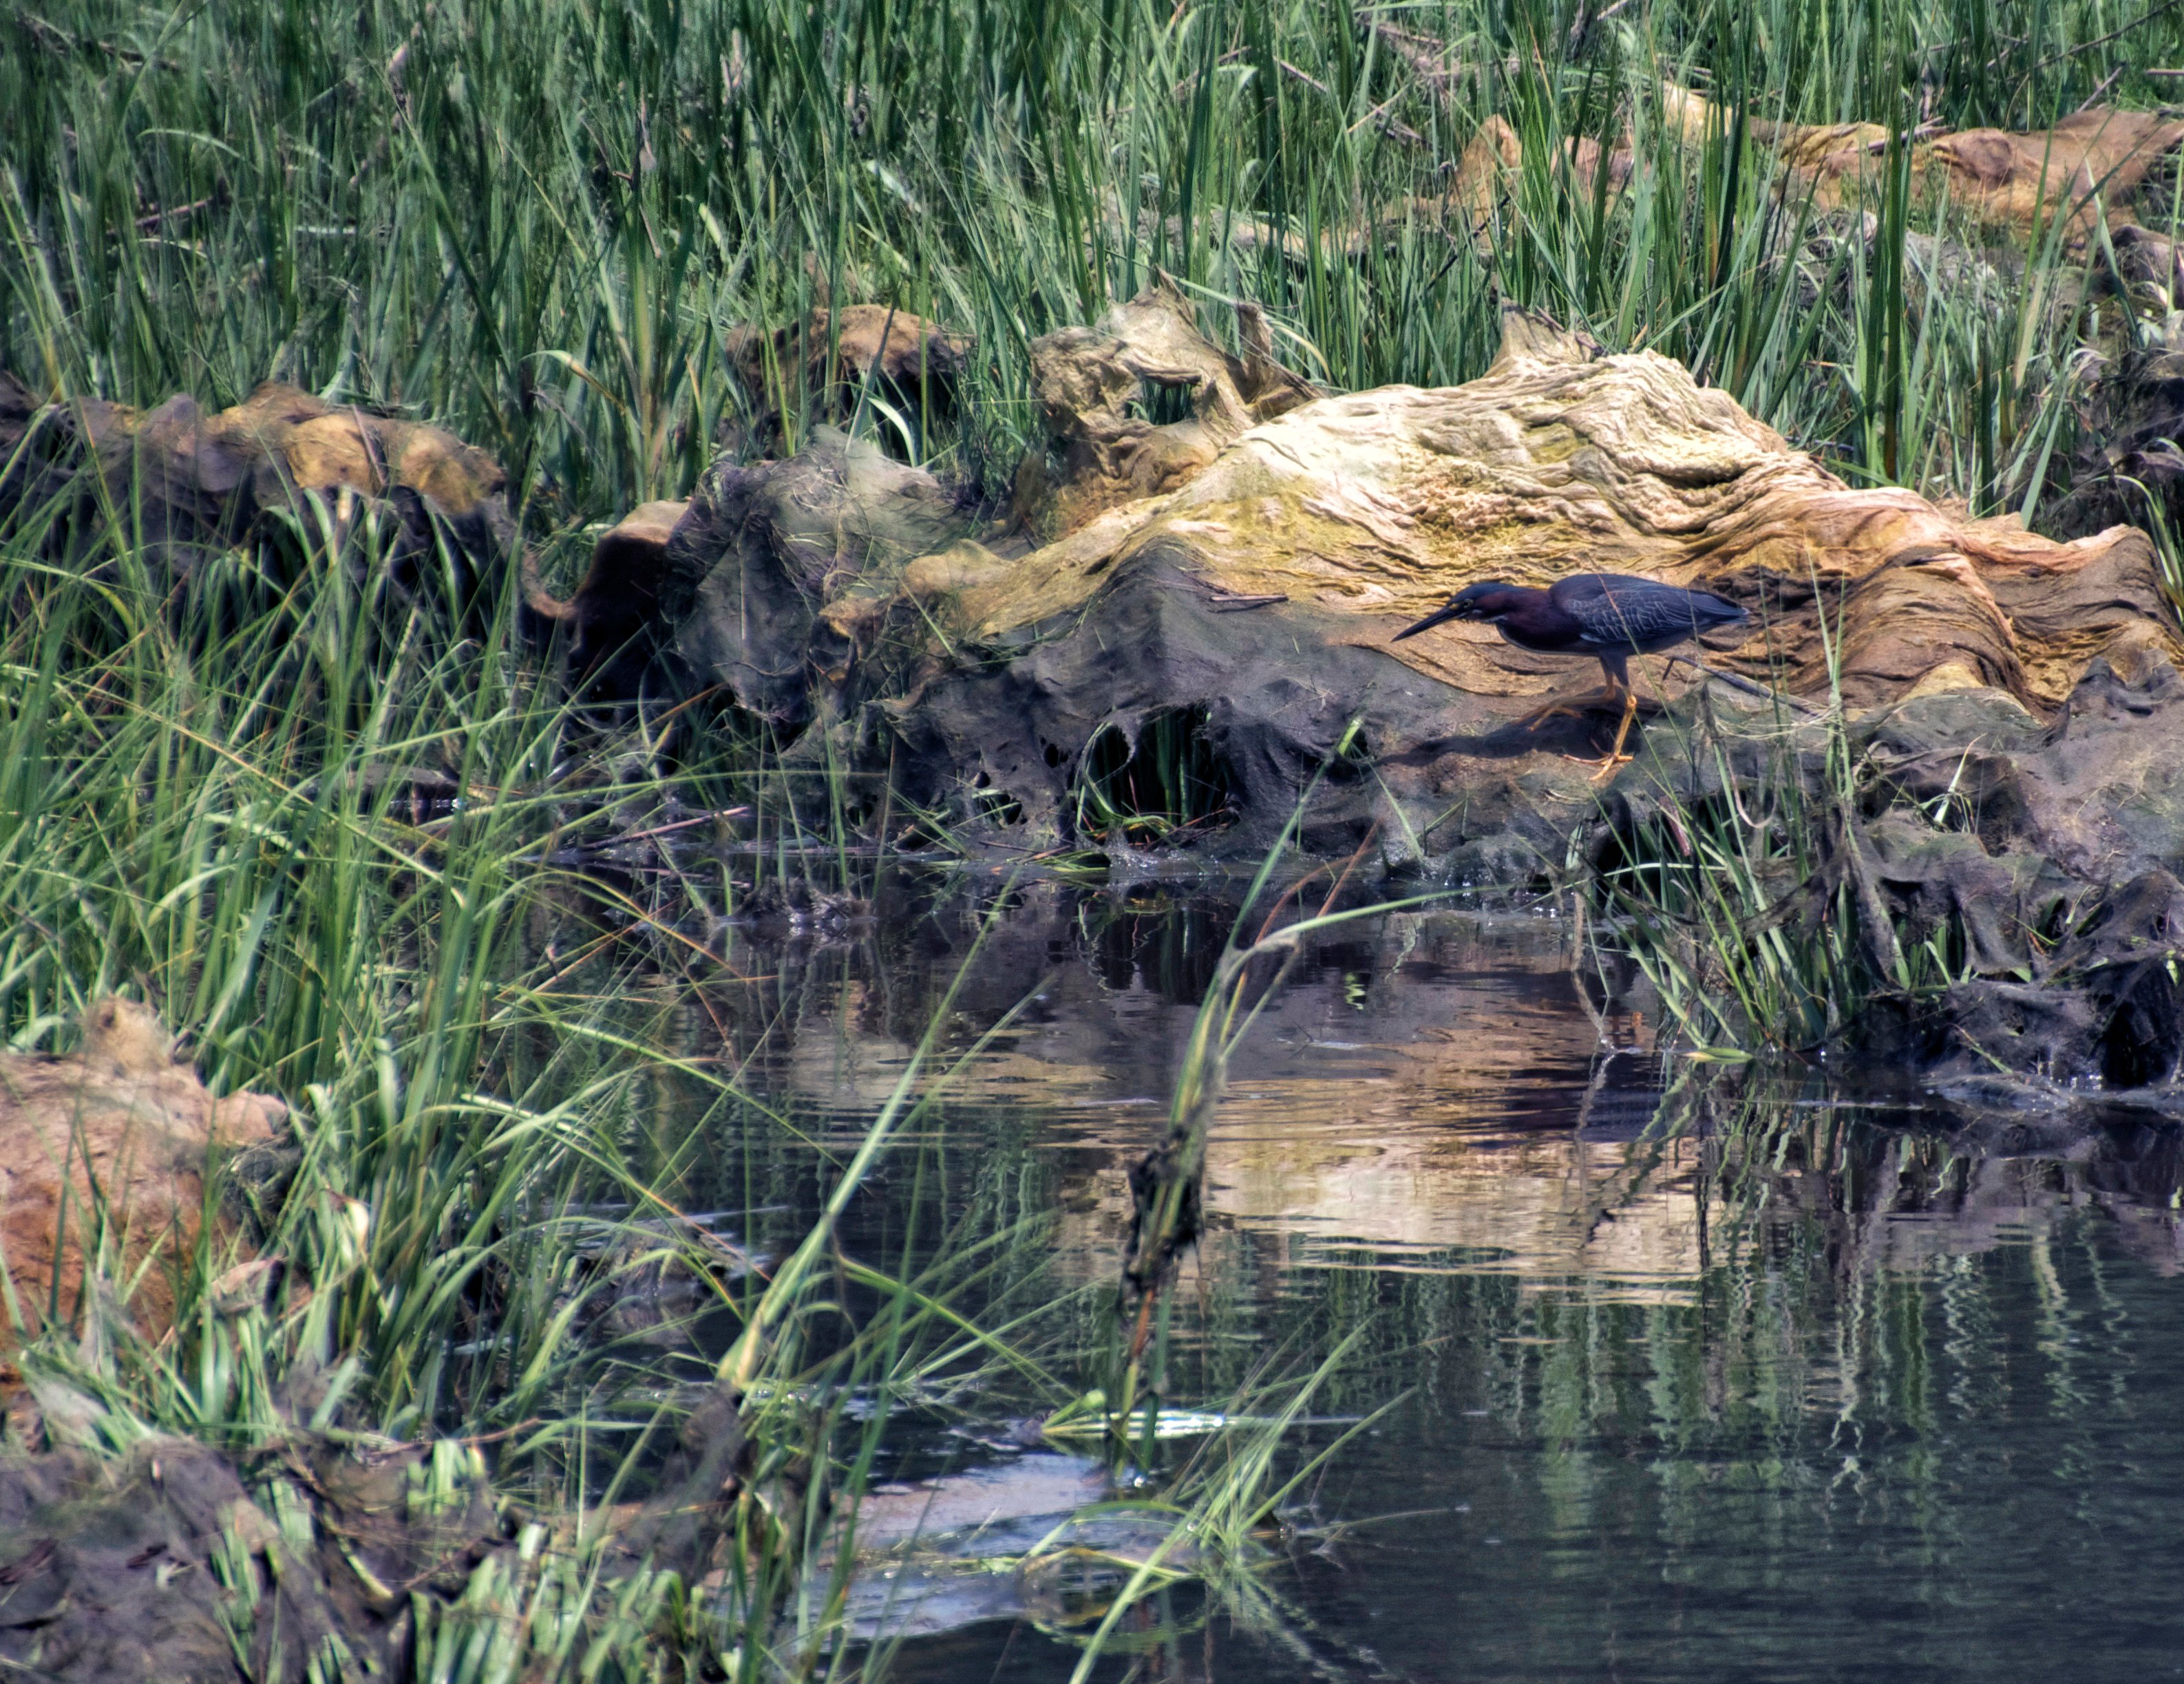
[1662, 654, 1826, 715]
[2077, 66, 2126, 111]
[616, 809, 750, 844]
[2020, 0, 2184, 75]
[136, 197, 216, 231]
[1860, 121, 1945, 154]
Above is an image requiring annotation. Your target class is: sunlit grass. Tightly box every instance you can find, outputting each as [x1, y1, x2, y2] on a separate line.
[6, 0, 2179, 530]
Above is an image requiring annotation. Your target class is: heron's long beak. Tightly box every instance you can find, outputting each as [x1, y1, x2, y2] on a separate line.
[1392, 600, 1463, 642]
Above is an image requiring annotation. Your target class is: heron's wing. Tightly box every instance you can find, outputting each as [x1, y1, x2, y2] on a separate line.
[1547, 573, 1648, 610]
[1554, 574, 1750, 646]
[1551, 575, 1686, 645]
[1673, 589, 1751, 633]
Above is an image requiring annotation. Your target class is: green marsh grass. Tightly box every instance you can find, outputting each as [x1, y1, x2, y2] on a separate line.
[8, 0, 2181, 534]
[1584, 697, 1869, 1056]
[0, 499, 1376, 1674]
[0, 502, 1032, 1670]
[1581, 645, 1980, 1061]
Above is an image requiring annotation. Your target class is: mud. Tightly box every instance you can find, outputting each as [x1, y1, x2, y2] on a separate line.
[0, 1420, 504, 1683]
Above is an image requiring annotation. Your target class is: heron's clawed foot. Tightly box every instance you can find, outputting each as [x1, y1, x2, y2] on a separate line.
[1545, 689, 1644, 778]
[1520, 683, 1665, 777]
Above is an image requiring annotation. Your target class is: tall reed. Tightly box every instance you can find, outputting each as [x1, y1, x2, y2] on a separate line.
[8, 0, 2175, 534]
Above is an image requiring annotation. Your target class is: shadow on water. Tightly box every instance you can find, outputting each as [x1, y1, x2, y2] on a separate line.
[600, 872, 2184, 1683]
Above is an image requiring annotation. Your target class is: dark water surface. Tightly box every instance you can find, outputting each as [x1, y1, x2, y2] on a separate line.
[679, 877, 2184, 1683]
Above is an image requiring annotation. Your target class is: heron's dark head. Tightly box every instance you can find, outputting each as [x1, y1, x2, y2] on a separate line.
[1392, 582, 1528, 642]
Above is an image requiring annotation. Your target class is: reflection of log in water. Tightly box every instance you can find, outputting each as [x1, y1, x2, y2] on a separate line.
[706, 880, 2184, 1310]
[1715, 1096, 2184, 1280]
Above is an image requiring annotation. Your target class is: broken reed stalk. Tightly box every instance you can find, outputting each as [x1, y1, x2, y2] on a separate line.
[1116, 829, 1379, 1385]
[1114, 871, 1450, 1455]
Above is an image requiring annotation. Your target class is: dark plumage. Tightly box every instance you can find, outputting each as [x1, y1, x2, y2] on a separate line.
[1393, 573, 1747, 684]
[1393, 573, 1750, 773]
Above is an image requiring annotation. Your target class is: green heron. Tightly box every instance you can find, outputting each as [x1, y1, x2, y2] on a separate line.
[1393, 573, 1749, 776]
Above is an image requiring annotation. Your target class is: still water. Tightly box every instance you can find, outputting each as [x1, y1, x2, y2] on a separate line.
[670, 875, 2184, 1683]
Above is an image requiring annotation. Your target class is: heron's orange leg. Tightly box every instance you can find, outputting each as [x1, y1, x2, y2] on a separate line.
[1589, 688, 1642, 781]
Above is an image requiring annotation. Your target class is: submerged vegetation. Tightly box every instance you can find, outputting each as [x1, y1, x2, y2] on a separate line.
[4, 0, 2184, 1676]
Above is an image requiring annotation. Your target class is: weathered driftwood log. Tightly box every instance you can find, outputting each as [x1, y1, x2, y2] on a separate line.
[549, 286, 2184, 886]
[873, 293, 2182, 868]
[527, 429, 974, 712]
[721, 304, 973, 456]
[1448, 93, 2184, 242]
[0, 998, 285, 1346]
[1658, 89, 2184, 235]
[1006, 288, 1319, 540]
[526, 280, 1322, 704]
[0, 374, 511, 603]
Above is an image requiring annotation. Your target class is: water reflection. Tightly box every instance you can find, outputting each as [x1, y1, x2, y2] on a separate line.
[660, 875, 2184, 1682]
